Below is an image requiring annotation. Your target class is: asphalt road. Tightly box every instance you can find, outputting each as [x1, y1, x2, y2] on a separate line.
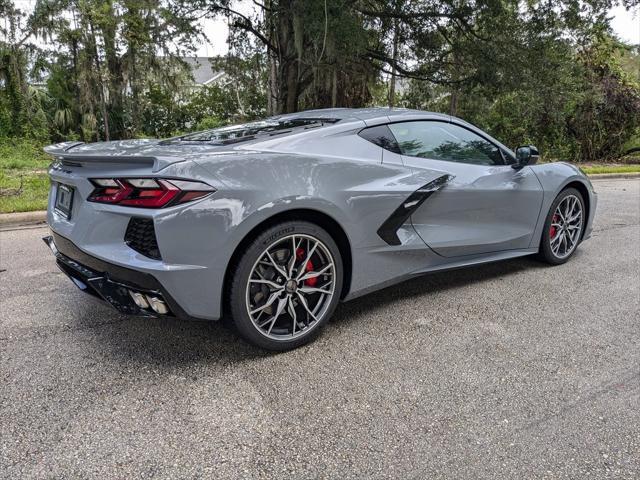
[1, 179, 638, 479]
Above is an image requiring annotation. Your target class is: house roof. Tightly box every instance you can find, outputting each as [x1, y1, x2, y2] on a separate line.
[180, 57, 226, 85]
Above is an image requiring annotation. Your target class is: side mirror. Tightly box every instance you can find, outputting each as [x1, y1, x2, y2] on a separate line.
[513, 145, 540, 169]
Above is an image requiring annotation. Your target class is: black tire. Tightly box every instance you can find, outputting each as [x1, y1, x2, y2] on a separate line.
[229, 221, 343, 351]
[538, 187, 585, 265]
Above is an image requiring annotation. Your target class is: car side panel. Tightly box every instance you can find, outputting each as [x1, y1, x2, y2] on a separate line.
[528, 162, 598, 247]
[194, 150, 452, 306]
[405, 159, 544, 257]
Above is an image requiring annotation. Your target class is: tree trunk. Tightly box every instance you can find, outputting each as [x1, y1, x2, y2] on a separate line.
[268, 54, 278, 115]
[284, 60, 299, 112]
[264, 0, 278, 115]
[331, 68, 338, 107]
[100, 1, 120, 137]
[130, 45, 139, 134]
[388, 17, 399, 108]
[89, 23, 110, 141]
[449, 90, 458, 117]
[277, 3, 299, 113]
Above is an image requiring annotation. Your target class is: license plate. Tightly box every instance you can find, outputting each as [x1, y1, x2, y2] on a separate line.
[55, 183, 74, 220]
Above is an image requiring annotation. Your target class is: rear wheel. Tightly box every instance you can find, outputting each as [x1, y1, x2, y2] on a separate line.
[539, 188, 585, 265]
[229, 221, 343, 351]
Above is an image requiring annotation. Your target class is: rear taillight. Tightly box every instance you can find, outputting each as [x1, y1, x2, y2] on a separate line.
[88, 178, 215, 208]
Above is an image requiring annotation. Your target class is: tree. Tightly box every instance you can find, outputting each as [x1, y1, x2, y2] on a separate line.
[0, 0, 49, 140]
[5, 0, 205, 141]
[397, 1, 640, 160]
[194, 0, 378, 114]
[2, 0, 639, 162]
[569, 37, 640, 161]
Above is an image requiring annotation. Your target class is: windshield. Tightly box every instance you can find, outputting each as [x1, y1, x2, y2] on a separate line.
[172, 118, 339, 144]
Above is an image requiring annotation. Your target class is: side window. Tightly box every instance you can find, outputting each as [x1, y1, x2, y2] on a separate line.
[358, 125, 402, 154]
[387, 121, 504, 166]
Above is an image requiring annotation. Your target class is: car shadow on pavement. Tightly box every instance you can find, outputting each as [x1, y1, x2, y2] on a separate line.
[84, 254, 552, 366]
[331, 254, 549, 327]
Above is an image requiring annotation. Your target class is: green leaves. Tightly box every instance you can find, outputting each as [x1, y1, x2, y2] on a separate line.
[1, 0, 638, 161]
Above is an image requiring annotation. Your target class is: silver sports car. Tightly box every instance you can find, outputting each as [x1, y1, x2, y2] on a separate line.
[44, 108, 597, 350]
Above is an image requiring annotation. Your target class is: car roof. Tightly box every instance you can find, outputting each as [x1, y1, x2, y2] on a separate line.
[270, 107, 514, 156]
[167, 108, 453, 147]
[273, 107, 450, 123]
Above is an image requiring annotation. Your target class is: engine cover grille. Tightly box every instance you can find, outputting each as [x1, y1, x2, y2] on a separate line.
[125, 218, 162, 260]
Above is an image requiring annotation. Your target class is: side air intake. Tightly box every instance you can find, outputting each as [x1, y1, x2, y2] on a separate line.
[377, 174, 454, 246]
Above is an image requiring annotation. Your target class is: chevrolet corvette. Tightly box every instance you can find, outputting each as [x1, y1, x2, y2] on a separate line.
[44, 108, 597, 350]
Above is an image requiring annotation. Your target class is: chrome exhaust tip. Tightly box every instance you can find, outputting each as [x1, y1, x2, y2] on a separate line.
[128, 290, 170, 315]
[145, 295, 169, 315]
[129, 291, 150, 309]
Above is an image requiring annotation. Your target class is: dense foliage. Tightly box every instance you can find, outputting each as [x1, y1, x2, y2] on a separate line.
[0, 0, 639, 161]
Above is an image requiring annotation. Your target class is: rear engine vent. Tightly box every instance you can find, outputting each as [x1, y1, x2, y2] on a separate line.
[125, 218, 161, 260]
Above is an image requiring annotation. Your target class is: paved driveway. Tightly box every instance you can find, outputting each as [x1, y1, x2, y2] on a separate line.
[1, 179, 638, 479]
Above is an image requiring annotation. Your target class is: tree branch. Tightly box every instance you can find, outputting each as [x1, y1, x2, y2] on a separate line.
[355, 7, 464, 21]
[365, 49, 471, 85]
[209, 5, 277, 53]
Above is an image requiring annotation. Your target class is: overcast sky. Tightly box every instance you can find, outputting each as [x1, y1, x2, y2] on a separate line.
[195, 4, 640, 57]
[10, 0, 640, 56]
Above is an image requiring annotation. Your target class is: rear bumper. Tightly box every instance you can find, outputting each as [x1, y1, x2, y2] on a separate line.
[44, 232, 195, 320]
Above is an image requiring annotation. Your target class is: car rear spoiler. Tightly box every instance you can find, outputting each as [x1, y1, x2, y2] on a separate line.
[44, 142, 168, 172]
[43, 141, 86, 154]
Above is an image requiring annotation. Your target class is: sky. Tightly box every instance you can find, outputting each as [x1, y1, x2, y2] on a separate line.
[195, 4, 640, 57]
[9, 0, 640, 56]
[609, 5, 640, 45]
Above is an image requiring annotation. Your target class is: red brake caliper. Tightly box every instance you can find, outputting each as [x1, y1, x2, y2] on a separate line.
[550, 214, 559, 238]
[296, 248, 317, 287]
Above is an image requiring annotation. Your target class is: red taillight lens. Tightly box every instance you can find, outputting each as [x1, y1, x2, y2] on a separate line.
[88, 178, 215, 208]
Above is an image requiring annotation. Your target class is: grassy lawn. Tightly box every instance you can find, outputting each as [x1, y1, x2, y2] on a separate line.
[0, 171, 49, 213]
[0, 139, 51, 213]
[579, 164, 640, 175]
[0, 139, 51, 169]
[0, 137, 639, 214]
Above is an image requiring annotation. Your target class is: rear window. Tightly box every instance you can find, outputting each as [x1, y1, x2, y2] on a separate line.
[170, 118, 339, 145]
[358, 125, 401, 154]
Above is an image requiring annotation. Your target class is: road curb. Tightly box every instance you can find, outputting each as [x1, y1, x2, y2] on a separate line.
[588, 172, 640, 180]
[0, 211, 47, 230]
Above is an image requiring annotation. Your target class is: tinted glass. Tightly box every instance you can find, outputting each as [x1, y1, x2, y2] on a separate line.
[388, 121, 504, 166]
[172, 118, 338, 144]
[358, 125, 401, 154]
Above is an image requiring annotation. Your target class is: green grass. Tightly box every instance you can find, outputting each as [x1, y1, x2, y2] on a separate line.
[0, 138, 50, 170]
[0, 170, 49, 213]
[0, 138, 51, 213]
[579, 164, 640, 175]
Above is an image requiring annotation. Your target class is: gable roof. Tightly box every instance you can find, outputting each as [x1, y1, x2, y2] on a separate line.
[180, 57, 226, 85]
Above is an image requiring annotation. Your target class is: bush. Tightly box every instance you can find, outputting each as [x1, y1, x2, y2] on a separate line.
[0, 137, 50, 170]
[195, 116, 227, 130]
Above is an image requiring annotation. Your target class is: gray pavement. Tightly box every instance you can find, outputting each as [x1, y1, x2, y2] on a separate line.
[1, 178, 639, 479]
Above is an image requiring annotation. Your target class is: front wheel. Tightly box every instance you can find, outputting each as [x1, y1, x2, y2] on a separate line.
[538, 188, 585, 265]
[229, 221, 343, 351]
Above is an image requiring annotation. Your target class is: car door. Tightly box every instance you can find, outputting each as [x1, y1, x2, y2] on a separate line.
[387, 120, 544, 258]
